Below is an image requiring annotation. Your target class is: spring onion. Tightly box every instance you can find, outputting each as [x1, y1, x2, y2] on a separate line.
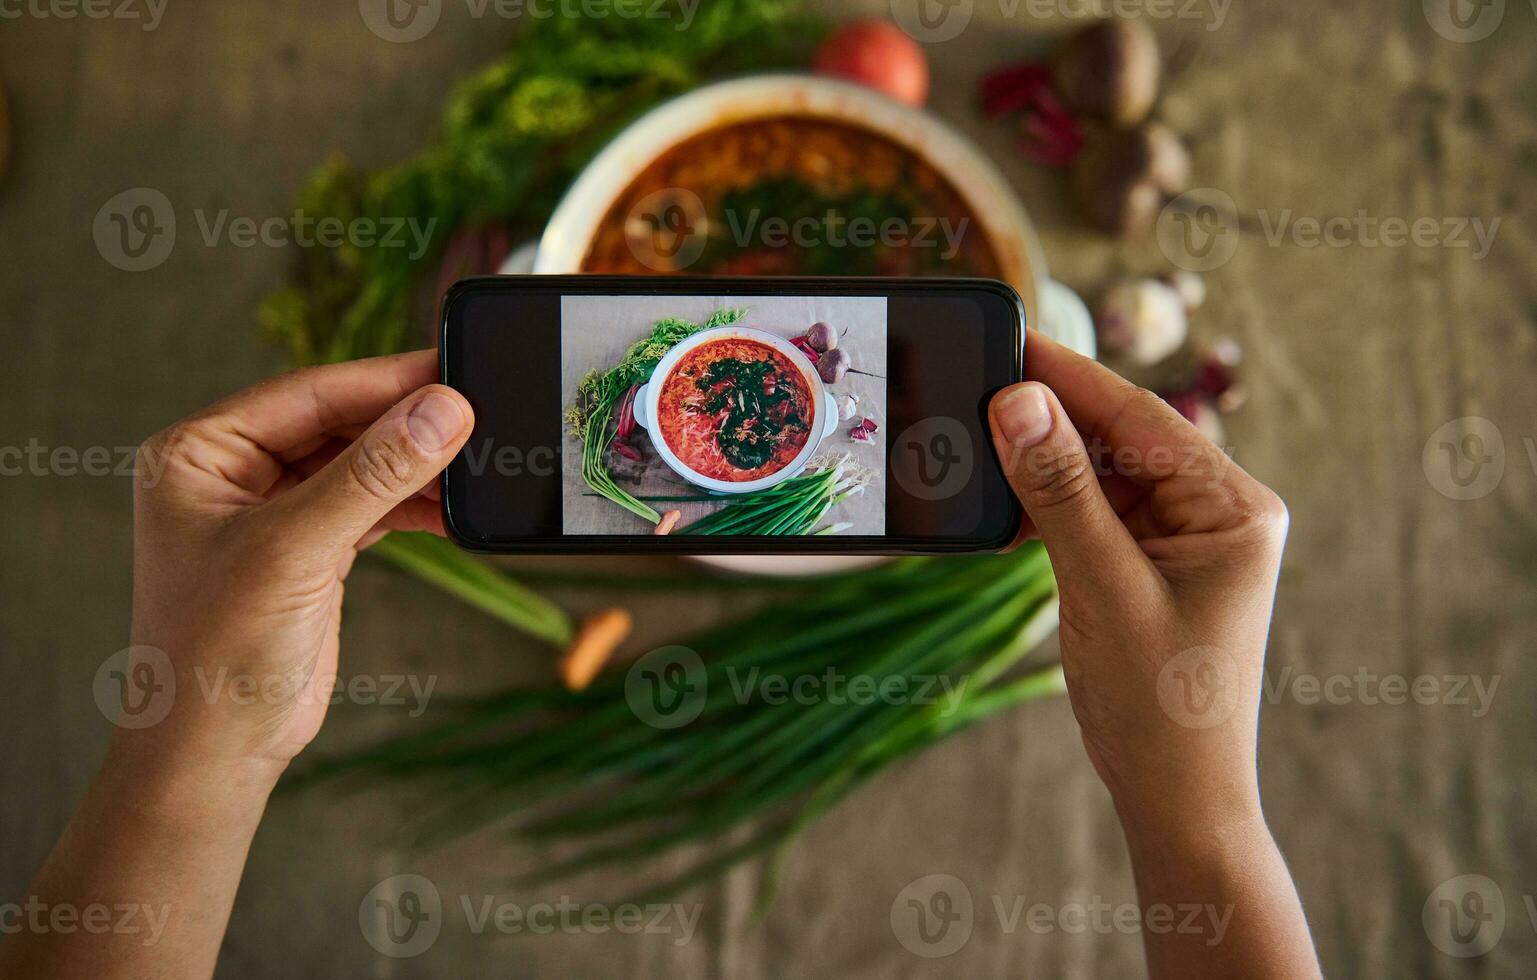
[292, 546, 1060, 904]
[681, 458, 867, 535]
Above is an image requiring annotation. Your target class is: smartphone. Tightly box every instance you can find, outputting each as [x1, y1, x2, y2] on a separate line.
[440, 276, 1023, 554]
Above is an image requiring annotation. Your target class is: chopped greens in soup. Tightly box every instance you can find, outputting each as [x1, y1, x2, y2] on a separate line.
[657, 339, 814, 482]
[581, 117, 1000, 278]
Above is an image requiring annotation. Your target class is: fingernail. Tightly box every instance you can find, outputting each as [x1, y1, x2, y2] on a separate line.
[996, 384, 1053, 448]
[407, 392, 463, 452]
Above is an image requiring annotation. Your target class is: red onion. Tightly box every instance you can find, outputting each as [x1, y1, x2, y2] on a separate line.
[791, 337, 822, 363]
[616, 384, 639, 440]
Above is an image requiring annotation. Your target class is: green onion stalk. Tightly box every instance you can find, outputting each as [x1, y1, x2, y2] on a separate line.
[680, 457, 867, 535]
[290, 545, 1061, 905]
[369, 533, 574, 647]
[258, 3, 823, 365]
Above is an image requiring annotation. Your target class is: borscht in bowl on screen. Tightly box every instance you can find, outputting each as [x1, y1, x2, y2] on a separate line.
[635, 327, 835, 493]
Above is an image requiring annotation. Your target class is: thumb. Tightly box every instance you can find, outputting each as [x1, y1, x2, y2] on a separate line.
[989, 382, 1142, 588]
[272, 385, 472, 553]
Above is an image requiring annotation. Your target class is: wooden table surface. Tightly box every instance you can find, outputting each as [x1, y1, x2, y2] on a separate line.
[2, 2, 1534, 977]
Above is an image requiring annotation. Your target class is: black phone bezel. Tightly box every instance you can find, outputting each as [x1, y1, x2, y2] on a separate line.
[439, 275, 1024, 555]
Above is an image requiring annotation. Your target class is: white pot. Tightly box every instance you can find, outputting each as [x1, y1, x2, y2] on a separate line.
[501, 74, 1094, 357]
[631, 326, 839, 493]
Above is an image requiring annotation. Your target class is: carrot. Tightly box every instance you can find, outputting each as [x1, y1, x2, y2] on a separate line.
[558, 608, 633, 691]
[654, 509, 682, 536]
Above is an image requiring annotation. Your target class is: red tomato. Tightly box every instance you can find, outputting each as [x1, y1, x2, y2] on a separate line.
[813, 20, 930, 108]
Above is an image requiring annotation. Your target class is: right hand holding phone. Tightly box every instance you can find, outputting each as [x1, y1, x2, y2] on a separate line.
[989, 332, 1321, 978]
[988, 330, 1289, 840]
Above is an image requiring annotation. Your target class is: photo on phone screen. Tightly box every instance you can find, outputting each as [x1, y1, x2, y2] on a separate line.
[441, 276, 1023, 554]
[560, 294, 888, 536]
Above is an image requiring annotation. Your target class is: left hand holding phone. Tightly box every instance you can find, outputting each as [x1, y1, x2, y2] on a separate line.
[126, 348, 472, 769]
[1, 350, 473, 980]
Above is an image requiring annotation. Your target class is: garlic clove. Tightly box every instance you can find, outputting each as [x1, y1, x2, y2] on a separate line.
[1161, 270, 1207, 312]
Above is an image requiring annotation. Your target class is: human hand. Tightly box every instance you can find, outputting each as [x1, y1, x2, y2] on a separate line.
[988, 331, 1288, 839]
[124, 350, 473, 776]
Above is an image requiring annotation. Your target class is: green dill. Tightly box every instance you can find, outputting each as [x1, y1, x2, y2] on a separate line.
[258, 2, 821, 367]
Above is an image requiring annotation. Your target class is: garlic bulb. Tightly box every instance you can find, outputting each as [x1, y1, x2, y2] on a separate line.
[1096, 277, 1188, 366]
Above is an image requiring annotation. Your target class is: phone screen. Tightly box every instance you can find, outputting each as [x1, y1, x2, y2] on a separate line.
[441, 276, 1022, 554]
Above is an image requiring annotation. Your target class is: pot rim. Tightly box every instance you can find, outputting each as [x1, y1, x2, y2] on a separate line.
[531, 73, 1047, 328]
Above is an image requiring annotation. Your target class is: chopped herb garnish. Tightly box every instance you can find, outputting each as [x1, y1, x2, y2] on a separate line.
[696, 357, 803, 470]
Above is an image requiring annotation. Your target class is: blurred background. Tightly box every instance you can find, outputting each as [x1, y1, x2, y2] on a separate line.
[2, 0, 1535, 976]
